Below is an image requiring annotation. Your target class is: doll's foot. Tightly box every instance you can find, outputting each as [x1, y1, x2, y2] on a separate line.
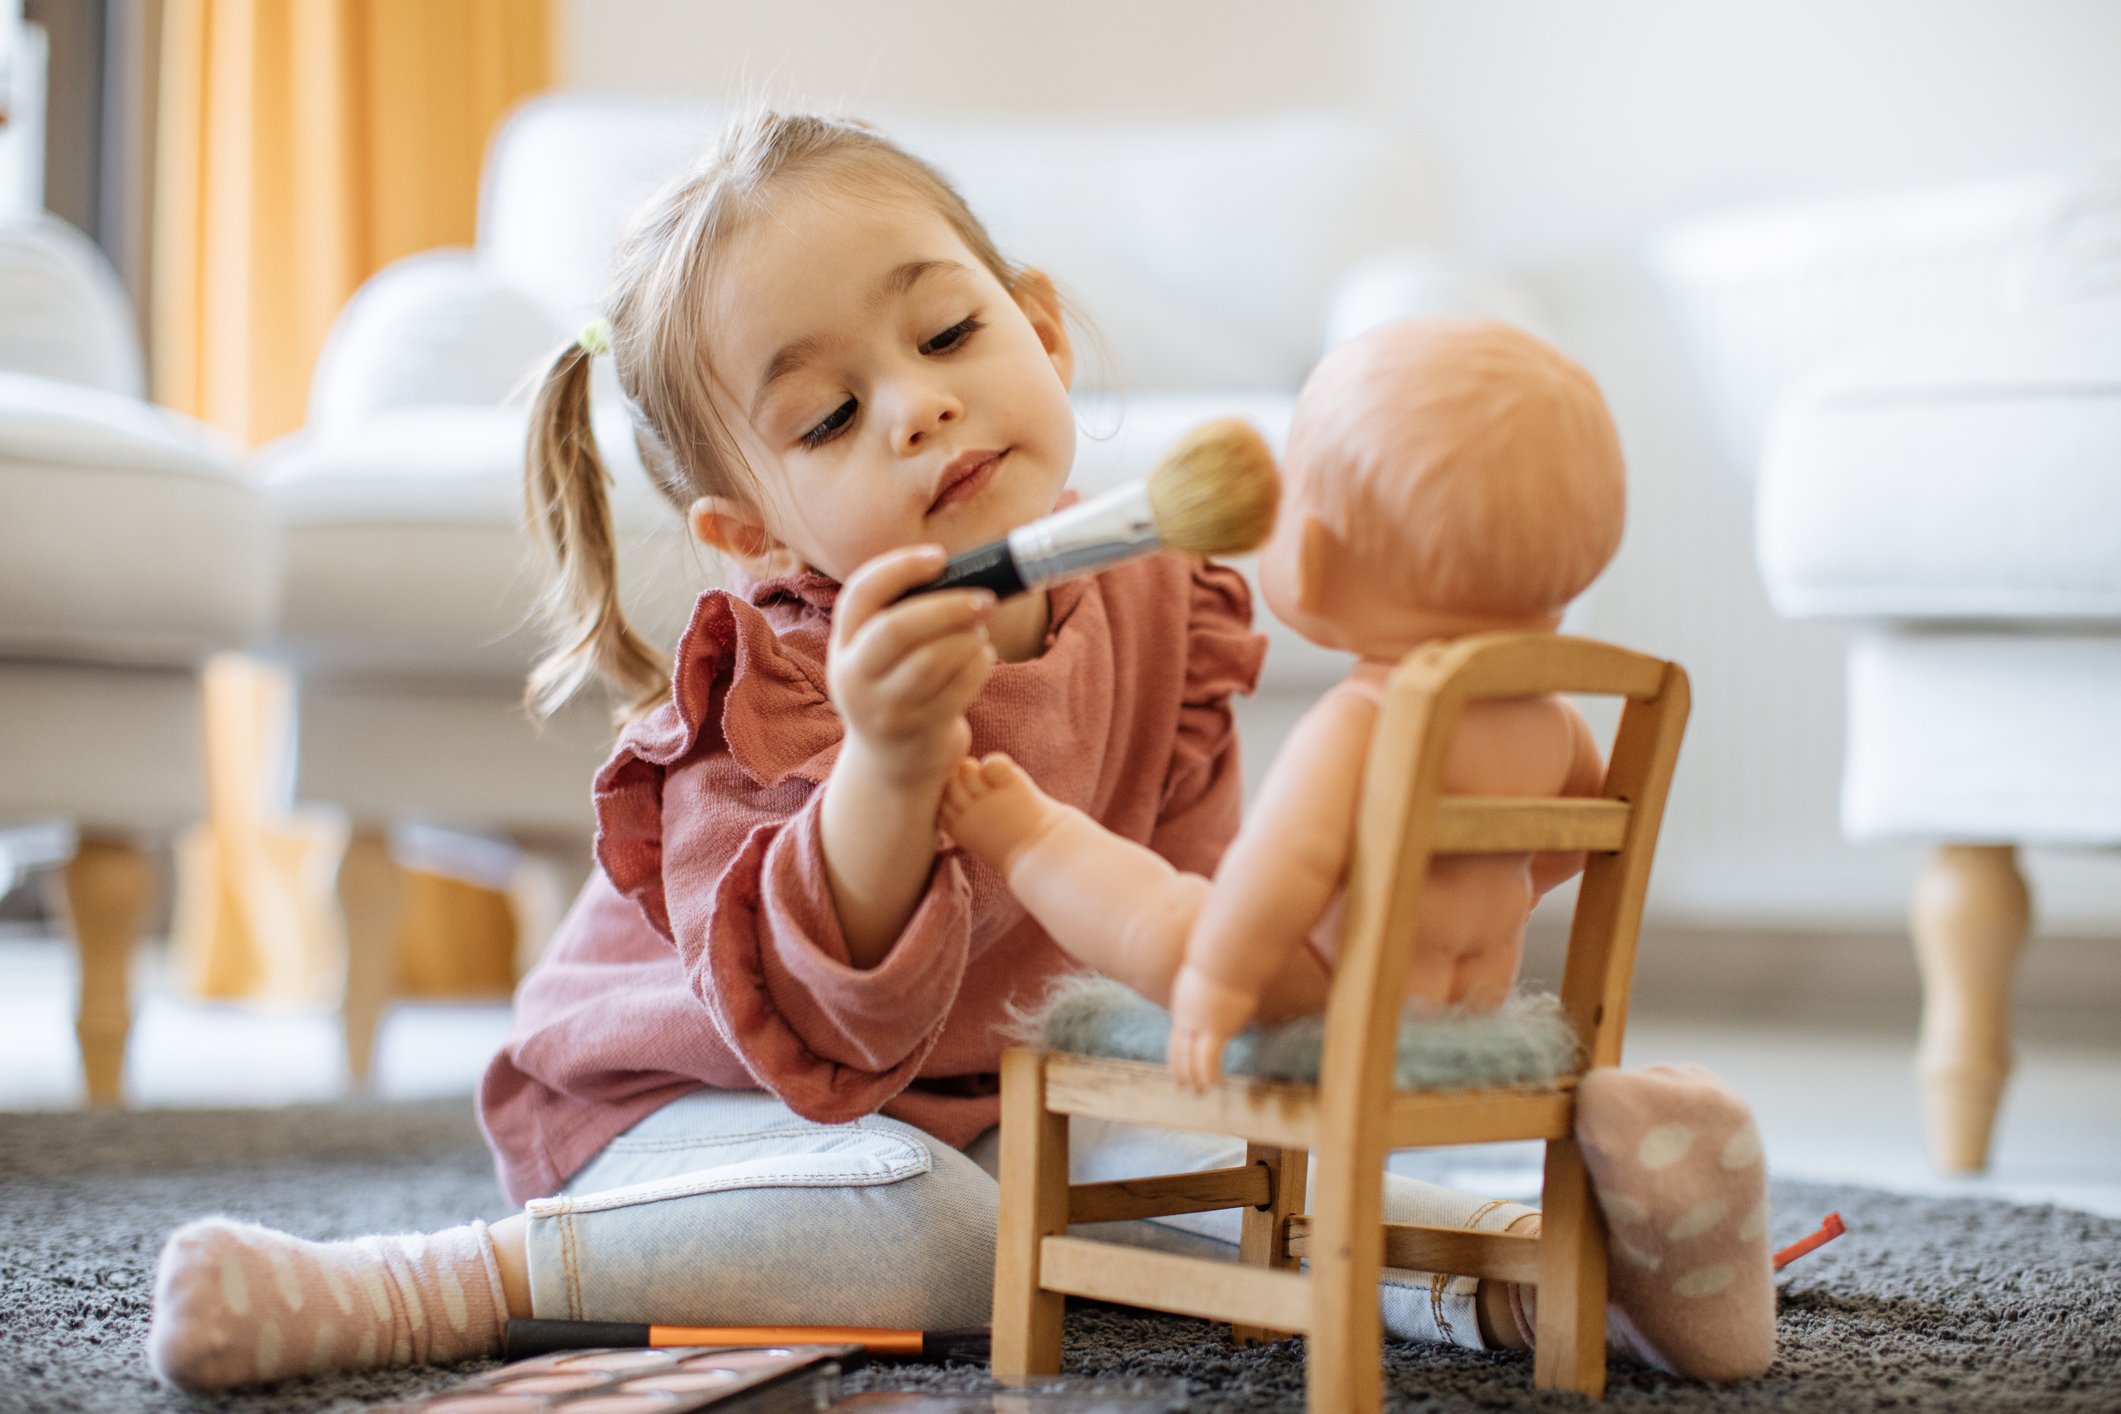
[940, 754, 1063, 877]
[1507, 1065, 1775, 1381]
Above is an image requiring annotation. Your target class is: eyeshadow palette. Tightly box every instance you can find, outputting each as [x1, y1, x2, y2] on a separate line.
[375, 1344, 862, 1412]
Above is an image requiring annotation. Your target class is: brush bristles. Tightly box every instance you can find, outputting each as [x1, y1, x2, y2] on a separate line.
[1144, 418, 1281, 557]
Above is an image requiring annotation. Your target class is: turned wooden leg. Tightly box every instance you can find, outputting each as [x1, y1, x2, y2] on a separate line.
[1911, 843, 2031, 1173]
[63, 836, 152, 1107]
[338, 828, 405, 1089]
[1232, 1143, 1307, 1345]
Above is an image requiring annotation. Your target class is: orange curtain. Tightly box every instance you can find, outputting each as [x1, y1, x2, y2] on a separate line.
[153, 0, 550, 445]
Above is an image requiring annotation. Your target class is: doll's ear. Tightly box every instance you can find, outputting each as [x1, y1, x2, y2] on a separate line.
[1012, 268, 1075, 390]
[1294, 515, 1341, 619]
[688, 496, 796, 574]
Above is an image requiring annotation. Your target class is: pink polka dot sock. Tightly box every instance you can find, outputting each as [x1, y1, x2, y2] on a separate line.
[146, 1217, 509, 1390]
[1518, 1064, 1775, 1381]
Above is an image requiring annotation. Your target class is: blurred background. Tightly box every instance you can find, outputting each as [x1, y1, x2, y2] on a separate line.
[1, 1, 2116, 1209]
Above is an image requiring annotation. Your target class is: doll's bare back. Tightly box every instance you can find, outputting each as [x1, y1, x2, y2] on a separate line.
[1306, 673, 1594, 1011]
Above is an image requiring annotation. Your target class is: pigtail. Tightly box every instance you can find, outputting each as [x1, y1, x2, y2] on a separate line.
[523, 339, 673, 726]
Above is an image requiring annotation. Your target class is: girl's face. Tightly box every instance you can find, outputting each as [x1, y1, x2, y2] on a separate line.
[695, 179, 1078, 582]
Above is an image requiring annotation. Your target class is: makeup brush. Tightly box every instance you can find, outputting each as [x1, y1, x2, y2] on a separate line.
[900, 417, 1280, 600]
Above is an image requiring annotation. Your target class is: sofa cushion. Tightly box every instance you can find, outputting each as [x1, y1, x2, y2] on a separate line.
[1758, 295, 2121, 621]
[0, 374, 269, 665]
[1843, 632, 2121, 843]
[481, 98, 1439, 395]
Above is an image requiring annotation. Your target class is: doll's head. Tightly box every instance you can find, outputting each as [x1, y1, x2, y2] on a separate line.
[1259, 318, 1624, 657]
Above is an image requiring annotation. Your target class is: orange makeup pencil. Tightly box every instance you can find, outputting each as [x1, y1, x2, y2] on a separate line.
[503, 1318, 988, 1363]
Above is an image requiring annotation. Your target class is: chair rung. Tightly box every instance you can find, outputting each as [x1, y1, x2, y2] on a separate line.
[1039, 1236, 1311, 1332]
[1069, 1163, 1272, 1224]
[1042, 1055, 1318, 1149]
[1284, 1218, 1543, 1283]
[1384, 1083, 1575, 1148]
[1432, 798, 1629, 853]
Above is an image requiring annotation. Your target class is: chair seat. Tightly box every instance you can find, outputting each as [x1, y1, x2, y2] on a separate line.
[1759, 293, 2121, 622]
[1036, 975, 1580, 1091]
[0, 373, 268, 666]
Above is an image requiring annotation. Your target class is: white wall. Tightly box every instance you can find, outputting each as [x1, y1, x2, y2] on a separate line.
[559, 1, 2121, 934]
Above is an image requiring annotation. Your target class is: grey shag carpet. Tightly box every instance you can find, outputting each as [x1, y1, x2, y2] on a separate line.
[3, 1098, 2118, 1413]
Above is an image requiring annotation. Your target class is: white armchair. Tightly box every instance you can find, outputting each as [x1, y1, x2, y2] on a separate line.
[266, 97, 1527, 1079]
[1654, 167, 2121, 1173]
[0, 215, 269, 1104]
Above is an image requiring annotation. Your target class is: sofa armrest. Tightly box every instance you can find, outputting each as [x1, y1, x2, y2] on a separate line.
[308, 250, 567, 432]
[1321, 246, 1548, 351]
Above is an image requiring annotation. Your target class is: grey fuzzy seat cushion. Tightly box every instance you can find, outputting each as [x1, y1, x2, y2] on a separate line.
[1033, 975, 1582, 1088]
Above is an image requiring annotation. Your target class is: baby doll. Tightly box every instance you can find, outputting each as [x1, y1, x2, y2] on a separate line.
[945, 322, 1777, 1382]
[942, 317, 1624, 1089]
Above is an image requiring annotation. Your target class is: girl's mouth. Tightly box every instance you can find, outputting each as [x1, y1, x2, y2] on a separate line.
[930, 450, 1005, 513]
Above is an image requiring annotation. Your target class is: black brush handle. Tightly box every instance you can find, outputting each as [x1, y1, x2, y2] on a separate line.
[894, 539, 1027, 602]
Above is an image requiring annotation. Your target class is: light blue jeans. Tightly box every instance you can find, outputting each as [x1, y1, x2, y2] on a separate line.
[522, 1088, 1533, 1349]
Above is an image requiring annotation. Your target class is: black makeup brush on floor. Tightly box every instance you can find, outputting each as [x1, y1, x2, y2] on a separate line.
[900, 418, 1280, 600]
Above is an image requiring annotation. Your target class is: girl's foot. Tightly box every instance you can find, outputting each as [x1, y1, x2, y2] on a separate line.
[1502, 1065, 1776, 1381]
[147, 1217, 508, 1390]
[939, 754, 1062, 876]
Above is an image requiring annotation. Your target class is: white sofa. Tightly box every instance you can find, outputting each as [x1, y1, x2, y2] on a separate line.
[0, 215, 270, 1103]
[262, 96, 1526, 1076]
[1659, 167, 2121, 1173]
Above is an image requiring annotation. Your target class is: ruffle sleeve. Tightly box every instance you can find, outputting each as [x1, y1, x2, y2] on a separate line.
[591, 589, 975, 1123]
[1153, 559, 1264, 839]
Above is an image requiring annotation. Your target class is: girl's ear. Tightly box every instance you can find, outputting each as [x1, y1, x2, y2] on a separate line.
[1012, 268, 1075, 390]
[687, 496, 799, 576]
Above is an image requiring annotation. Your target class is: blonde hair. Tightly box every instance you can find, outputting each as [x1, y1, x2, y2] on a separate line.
[1284, 318, 1625, 619]
[524, 111, 1031, 724]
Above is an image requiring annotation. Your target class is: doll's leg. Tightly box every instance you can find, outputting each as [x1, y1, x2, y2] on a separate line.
[942, 755, 1201, 1003]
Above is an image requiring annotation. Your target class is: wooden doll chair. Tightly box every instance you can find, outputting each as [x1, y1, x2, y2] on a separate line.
[990, 633, 1690, 1410]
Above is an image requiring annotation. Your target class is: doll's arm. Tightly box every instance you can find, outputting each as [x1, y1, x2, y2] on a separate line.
[1168, 686, 1375, 1088]
[1528, 700, 1607, 897]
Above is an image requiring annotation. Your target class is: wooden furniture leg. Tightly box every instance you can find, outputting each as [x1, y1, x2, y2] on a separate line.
[1233, 1142, 1307, 1345]
[338, 828, 405, 1088]
[1305, 1137, 1384, 1414]
[1911, 843, 2030, 1173]
[992, 1049, 1069, 1381]
[1532, 1136, 1608, 1396]
[64, 835, 151, 1107]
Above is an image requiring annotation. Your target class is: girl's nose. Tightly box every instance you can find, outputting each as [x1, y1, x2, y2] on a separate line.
[890, 380, 965, 455]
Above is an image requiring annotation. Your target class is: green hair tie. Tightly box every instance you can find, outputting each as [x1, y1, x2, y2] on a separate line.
[577, 317, 613, 357]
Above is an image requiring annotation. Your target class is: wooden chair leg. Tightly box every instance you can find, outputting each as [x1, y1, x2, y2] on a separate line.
[1305, 1142, 1384, 1414]
[1911, 843, 2030, 1173]
[337, 828, 404, 1089]
[63, 836, 151, 1108]
[1233, 1143, 1307, 1345]
[1533, 1136, 1607, 1397]
[992, 1050, 1068, 1381]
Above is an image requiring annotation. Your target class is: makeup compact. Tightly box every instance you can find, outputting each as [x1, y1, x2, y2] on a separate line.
[374, 1344, 862, 1413]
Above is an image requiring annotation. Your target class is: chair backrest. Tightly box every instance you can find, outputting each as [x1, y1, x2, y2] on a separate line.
[1317, 633, 1690, 1115]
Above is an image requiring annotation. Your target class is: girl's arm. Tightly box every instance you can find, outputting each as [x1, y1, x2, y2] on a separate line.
[818, 546, 998, 968]
[1169, 684, 1376, 1088]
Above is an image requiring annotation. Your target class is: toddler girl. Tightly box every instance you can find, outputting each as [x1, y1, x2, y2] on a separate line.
[146, 110, 1769, 1391]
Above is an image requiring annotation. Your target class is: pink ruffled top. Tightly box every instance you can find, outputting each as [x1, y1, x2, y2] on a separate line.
[477, 552, 1266, 1205]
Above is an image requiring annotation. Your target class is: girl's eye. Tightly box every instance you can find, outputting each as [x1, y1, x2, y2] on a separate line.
[921, 316, 984, 355]
[801, 398, 856, 449]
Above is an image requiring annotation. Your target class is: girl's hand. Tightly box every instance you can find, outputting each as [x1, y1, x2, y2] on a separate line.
[829, 546, 999, 788]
